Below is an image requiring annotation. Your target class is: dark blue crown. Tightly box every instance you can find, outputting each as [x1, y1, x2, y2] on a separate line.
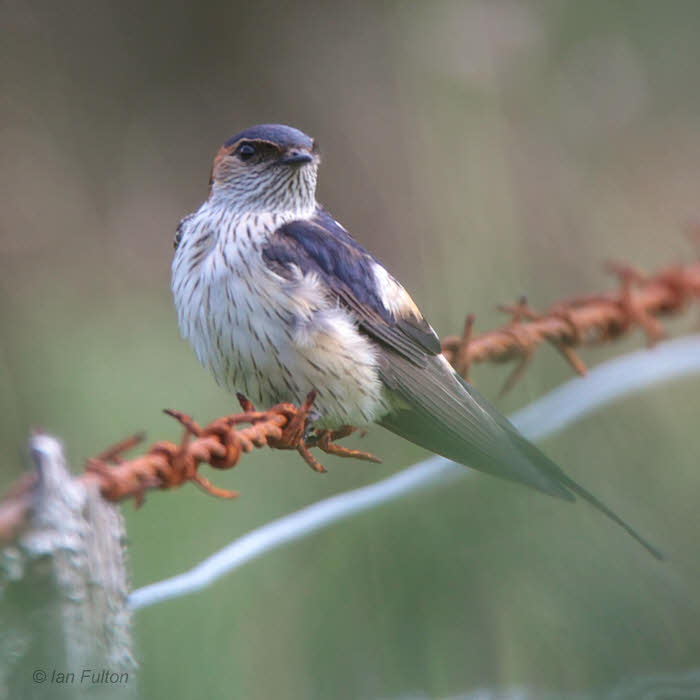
[224, 124, 313, 150]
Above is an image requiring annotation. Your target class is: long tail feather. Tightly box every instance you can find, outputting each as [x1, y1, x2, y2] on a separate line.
[378, 353, 662, 559]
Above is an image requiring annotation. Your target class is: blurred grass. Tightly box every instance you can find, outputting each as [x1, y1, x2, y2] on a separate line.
[3, 1, 700, 698]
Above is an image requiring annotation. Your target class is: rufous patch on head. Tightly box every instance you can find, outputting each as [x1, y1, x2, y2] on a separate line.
[209, 144, 231, 189]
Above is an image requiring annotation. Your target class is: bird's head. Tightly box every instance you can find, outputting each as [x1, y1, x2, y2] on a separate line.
[209, 124, 320, 215]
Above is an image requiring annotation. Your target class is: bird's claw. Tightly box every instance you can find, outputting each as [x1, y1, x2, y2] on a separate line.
[235, 391, 381, 472]
[310, 427, 382, 464]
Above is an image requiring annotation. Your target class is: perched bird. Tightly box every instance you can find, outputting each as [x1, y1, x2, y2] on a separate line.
[171, 123, 661, 559]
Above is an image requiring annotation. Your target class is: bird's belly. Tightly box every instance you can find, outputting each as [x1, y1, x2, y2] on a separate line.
[183, 265, 388, 428]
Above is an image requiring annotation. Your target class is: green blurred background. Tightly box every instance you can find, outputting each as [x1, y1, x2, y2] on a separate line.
[2, 1, 700, 698]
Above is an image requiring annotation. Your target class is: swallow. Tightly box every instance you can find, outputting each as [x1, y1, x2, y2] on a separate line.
[171, 123, 661, 558]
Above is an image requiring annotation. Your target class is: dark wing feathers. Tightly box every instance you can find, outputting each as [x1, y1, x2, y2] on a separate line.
[264, 208, 437, 366]
[299, 210, 441, 357]
[261, 208, 662, 559]
[264, 211, 387, 315]
[378, 353, 575, 499]
[333, 287, 435, 367]
[395, 315, 442, 356]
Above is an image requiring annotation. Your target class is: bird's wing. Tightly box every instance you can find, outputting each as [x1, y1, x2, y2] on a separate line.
[262, 208, 566, 490]
[263, 207, 442, 366]
[262, 209, 662, 558]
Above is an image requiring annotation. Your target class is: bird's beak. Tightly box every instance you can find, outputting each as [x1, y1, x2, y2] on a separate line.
[279, 149, 314, 166]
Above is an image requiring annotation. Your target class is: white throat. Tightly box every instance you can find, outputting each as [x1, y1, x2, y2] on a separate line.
[209, 164, 319, 219]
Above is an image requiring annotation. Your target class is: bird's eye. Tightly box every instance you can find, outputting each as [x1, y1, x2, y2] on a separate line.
[236, 143, 256, 161]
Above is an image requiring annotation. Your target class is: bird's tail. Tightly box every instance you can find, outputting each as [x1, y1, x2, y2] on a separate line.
[378, 354, 663, 560]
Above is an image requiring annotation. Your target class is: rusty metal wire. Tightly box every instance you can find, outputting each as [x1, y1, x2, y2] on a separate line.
[0, 393, 379, 541]
[1, 260, 699, 542]
[441, 262, 700, 393]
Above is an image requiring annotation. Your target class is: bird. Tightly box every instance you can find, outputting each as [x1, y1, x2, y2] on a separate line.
[171, 123, 661, 559]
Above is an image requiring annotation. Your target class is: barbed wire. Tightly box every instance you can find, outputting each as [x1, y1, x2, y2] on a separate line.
[441, 261, 700, 392]
[0, 394, 378, 542]
[1, 259, 699, 542]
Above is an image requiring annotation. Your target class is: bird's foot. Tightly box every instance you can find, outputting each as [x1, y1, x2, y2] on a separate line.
[306, 426, 382, 464]
[235, 391, 381, 472]
[236, 390, 327, 472]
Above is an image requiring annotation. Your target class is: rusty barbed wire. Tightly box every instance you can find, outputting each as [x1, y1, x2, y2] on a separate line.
[441, 261, 700, 393]
[1, 260, 699, 542]
[0, 392, 379, 542]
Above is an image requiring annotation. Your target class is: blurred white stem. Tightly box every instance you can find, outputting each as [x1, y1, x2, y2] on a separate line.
[128, 335, 700, 611]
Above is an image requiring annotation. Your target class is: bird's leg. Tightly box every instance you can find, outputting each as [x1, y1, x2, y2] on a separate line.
[249, 390, 327, 473]
[294, 441, 329, 474]
[308, 426, 382, 464]
[236, 391, 380, 471]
